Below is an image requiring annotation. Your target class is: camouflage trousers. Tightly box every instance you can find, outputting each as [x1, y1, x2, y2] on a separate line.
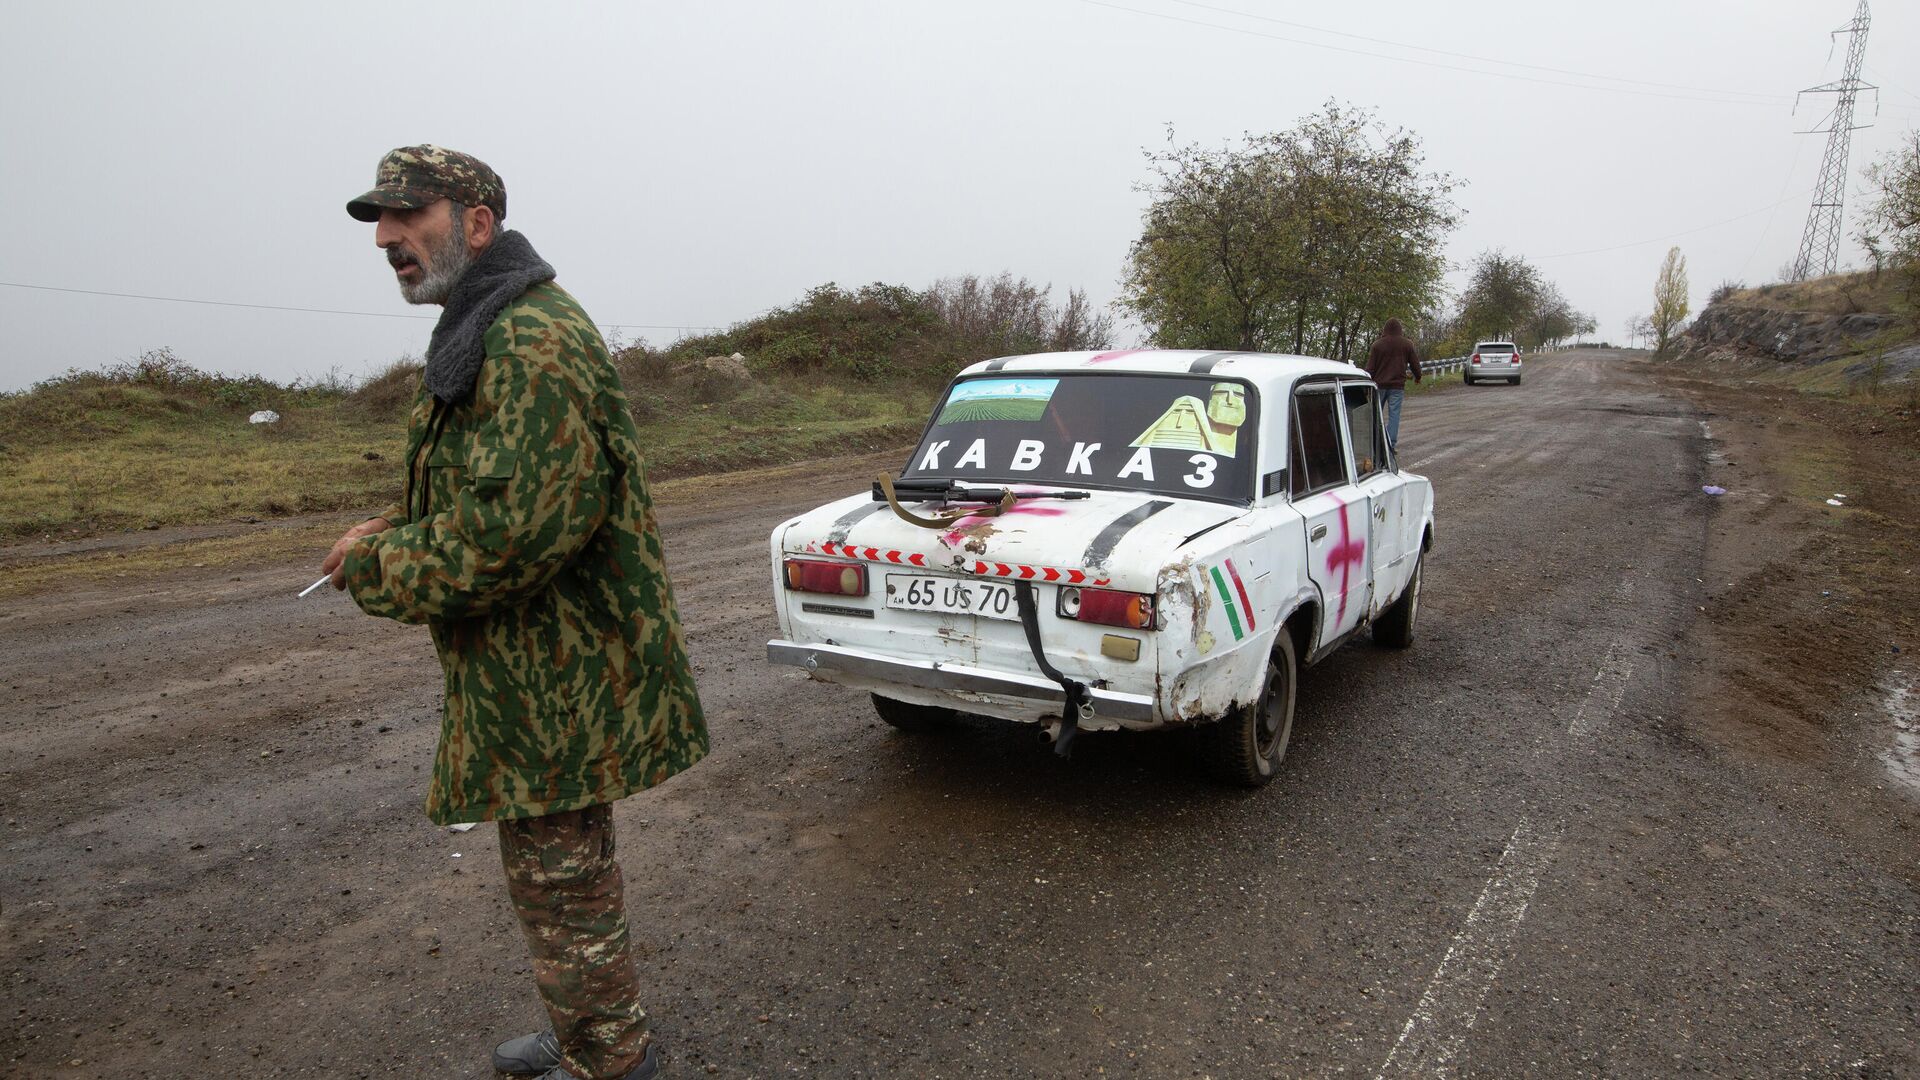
[499, 804, 649, 1080]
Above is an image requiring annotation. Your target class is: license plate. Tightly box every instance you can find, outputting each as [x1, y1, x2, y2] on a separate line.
[885, 574, 1019, 621]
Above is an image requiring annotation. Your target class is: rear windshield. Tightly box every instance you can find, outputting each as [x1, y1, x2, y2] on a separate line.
[902, 373, 1257, 504]
[1476, 343, 1515, 353]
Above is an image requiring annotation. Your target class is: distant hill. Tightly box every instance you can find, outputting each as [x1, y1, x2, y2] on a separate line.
[0, 274, 1113, 541]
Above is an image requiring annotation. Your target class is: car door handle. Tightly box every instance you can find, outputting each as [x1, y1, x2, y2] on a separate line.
[1375, 506, 1387, 520]
[1310, 524, 1328, 541]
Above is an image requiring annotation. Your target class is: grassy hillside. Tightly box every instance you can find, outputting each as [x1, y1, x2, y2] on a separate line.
[1, 275, 1113, 542]
[0, 344, 934, 542]
[1711, 270, 1906, 317]
[1679, 270, 1919, 410]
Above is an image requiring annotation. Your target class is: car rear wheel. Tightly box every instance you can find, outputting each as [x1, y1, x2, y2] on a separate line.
[871, 693, 955, 732]
[1201, 631, 1298, 787]
[1374, 558, 1421, 649]
[1462, 375, 1475, 386]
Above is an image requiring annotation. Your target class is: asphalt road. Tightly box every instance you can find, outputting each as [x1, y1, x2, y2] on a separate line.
[3, 350, 1915, 1078]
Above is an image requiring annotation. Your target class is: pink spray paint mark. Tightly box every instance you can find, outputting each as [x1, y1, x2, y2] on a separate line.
[1324, 494, 1367, 622]
[1085, 349, 1148, 365]
[939, 501, 1069, 545]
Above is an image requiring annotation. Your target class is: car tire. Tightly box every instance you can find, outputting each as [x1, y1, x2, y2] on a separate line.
[871, 693, 954, 732]
[1513, 375, 1522, 385]
[1374, 558, 1421, 649]
[1462, 375, 1475, 386]
[1201, 631, 1298, 787]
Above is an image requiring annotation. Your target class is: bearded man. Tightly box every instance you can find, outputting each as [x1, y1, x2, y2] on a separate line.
[319, 145, 707, 1080]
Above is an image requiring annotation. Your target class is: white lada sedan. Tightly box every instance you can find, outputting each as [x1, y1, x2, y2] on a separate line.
[765, 349, 1433, 786]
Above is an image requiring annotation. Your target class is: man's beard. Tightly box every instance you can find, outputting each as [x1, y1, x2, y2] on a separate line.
[388, 215, 472, 305]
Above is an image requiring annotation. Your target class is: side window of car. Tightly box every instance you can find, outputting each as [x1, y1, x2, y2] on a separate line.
[1344, 384, 1381, 478]
[1291, 389, 1350, 497]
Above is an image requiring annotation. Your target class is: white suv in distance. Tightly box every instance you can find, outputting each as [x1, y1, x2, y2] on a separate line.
[1464, 341, 1522, 385]
[765, 349, 1434, 787]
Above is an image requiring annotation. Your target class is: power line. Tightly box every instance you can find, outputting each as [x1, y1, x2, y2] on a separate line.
[1738, 137, 1813, 282]
[1534, 190, 1815, 260]
[1864, 64, 1920, 105]
[0, 280, 723, 334]
[0, 280, 434, 320]
[1164, 0, 1791, 103]
[1074, 0, 1796, 107]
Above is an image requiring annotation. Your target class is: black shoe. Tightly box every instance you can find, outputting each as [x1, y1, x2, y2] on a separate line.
[492, 1029, 563, 1075]
[532, 1041, 660, 1080]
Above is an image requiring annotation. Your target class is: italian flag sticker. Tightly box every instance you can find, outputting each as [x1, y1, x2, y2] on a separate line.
[1208, 560, 1256, 641]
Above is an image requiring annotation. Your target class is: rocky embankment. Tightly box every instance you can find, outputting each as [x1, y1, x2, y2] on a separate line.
[1683, 304, 1900, 364]
[1682, 277, 1918, 379]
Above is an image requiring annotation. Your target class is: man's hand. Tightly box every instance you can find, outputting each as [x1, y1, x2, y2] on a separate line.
[323, 517, 392, 590]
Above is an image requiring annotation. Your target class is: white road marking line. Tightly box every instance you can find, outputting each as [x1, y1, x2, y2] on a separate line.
[1377, 639, 1635, 1077]
[1567, 642, 1635, 741]
[1408, 433, 1498, 471]
[1375, 819, 1563, 1079]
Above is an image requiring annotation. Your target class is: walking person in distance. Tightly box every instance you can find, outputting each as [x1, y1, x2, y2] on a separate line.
[1365, 317, 1423, 449]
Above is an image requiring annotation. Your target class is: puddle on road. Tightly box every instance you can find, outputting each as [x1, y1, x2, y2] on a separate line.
[1880, 673, 1920, 798]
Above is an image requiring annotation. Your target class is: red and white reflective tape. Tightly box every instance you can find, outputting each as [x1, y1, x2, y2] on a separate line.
[804, 541, 1108, 586]
[970, 560, 1110, 587]
[814, 541, 927, 567]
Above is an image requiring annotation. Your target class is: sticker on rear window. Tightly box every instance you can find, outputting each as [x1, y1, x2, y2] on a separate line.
[1133, 382, 1245, 457]
[905, 374, 1257, 504]
[935, 379, 1058, 424]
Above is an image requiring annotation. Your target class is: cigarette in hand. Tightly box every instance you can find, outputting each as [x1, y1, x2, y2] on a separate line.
[298, 574, 334, 598]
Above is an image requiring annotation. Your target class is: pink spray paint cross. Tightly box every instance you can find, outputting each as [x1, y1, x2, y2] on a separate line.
[1324, 493, 1367, 622]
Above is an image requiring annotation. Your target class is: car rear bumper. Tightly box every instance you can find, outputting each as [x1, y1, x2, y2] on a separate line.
[766, 639, 1157, 724]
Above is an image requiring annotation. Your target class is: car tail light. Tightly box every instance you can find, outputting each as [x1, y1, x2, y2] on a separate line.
[1058, 586, 1155, 630]
[1471, 353, 1481, 365]
[783, 557, 867, 597]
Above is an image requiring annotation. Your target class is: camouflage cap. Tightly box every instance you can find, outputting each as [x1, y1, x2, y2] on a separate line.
[346, 145, 506, 223]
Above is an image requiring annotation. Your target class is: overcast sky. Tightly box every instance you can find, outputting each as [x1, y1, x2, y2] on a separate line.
[4, 0, 1917, 392]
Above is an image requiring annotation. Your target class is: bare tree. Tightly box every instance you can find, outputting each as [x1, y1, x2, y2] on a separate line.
[1623, 314, 1654, 350]
[925, 273, 1113, 356]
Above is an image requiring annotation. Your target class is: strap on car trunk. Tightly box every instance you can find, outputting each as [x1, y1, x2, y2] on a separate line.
[876, 473, 1015, 529]
[1015, 580, 1089, 758]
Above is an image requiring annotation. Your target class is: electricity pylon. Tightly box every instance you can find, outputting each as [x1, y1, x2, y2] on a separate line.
[1790, 0, 1875, 281]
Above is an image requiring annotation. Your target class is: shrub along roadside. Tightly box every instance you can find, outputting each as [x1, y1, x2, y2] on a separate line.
[2, 274, 1105, 541]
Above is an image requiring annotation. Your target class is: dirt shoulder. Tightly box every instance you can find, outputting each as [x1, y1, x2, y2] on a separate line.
[1651, 353, 1920, 870]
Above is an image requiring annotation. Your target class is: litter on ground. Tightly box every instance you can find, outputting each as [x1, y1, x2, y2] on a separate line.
[1702, 485, 1726, 496]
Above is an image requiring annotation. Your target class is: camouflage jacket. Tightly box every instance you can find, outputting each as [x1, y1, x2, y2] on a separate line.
[344, 281, 708, 824]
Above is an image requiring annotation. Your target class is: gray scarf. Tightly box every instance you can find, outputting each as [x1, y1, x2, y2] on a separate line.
[425, 230, 555, 403]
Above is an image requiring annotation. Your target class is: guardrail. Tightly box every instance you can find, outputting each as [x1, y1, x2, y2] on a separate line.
[1427, 355, 1469, 375]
